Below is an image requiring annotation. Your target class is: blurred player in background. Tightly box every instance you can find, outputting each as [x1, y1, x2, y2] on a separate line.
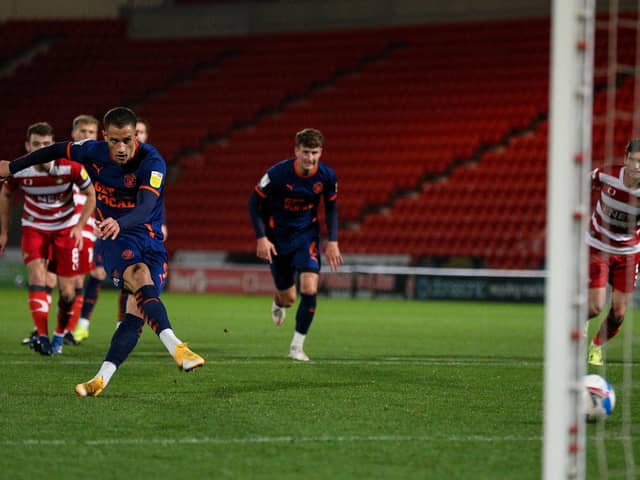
[0, 122, 96, 355]
[587, 138, 640, 366]
[248, 128, 342, 361]
[21, 115, 99, 347]
[135, 118, 149, 143]
[62, 114, 100, 344]
[73, 115, 166, 343]
[0, 106, 204, 395]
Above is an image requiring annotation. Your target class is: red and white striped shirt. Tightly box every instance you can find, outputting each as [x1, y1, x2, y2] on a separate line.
[4, 158, 91, 232]
[587, 165, 640, 255]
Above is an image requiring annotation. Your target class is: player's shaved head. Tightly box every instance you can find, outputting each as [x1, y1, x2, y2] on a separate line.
[295, 128, 324, 149]
[103, 107, 137, 130]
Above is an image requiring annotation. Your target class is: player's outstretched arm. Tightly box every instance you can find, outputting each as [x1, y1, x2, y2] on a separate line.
[2, 143, 70, 177]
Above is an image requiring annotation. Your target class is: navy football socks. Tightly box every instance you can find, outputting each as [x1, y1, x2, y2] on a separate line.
[295, 293, 317, 335]
[81, 275, 102, 319]
[105, 313, 144, 367]
[135, 285, 172, 334]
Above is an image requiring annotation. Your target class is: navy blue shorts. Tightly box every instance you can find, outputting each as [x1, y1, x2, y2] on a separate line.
[270, 235, 321, 291]
[93, 238, 105, 268]
[100, 231, 168, 293]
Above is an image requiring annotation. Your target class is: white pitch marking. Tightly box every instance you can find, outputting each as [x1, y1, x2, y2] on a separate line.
[3, 434, 634, 447]
[4, 434, 542, 447]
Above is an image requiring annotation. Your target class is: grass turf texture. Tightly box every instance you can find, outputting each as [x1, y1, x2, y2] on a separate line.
[0, 288, 638, 479]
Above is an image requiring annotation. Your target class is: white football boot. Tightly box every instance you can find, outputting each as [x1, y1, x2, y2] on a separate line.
[288, 344, 310, 362]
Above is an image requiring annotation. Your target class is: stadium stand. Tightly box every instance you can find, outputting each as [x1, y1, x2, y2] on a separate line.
[0, 14, 636, 268]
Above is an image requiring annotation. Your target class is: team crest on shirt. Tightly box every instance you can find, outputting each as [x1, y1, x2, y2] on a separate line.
[56, 178, 64, 184]
[607, 187, 617, 196]
[121, 249, 135, 260]
[23, 179, 32, 186]
[124, 173, 137, 188]
[150, 171, 164, 188]
[313, 182, 323, 194]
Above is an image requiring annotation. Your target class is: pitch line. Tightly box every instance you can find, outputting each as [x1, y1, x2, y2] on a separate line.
[2, 357, 546, 367]
[3, 434, 635, 447]
[4, 434, 541, 447]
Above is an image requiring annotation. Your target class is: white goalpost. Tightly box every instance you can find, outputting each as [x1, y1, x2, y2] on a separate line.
[543, 0, 595, 479]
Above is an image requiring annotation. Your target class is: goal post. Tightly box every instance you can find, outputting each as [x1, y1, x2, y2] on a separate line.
[543, 0, 595, 479]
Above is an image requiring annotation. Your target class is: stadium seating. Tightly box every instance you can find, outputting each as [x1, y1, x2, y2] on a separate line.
[1, 14, 636, 268]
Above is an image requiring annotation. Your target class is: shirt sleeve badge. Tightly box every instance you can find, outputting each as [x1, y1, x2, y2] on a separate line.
[150, 171, 164, 188]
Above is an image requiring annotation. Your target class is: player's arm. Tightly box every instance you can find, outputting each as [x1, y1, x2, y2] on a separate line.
[70, 183, 96, 249]
[98, 188, 158, 240]
[0, 142, 72, 177]
[161, 201, 168, 242]
[323, 175, 342, 272]
[248, 186, 277, 263]
[99, 164, 165, 240]
[0, 184, 12, 255]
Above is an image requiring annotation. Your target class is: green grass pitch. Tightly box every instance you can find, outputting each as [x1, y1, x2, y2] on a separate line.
[0, 288, 638, 479]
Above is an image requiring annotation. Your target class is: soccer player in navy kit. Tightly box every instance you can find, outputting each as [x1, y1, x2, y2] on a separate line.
[248, 128, 343, 361]
[0, 107, 204, 396]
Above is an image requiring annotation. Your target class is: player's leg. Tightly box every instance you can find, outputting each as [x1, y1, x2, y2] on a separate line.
[588, 253, 637, 365]
[67, 238, 94, 343]
[22, 228, 54, 355]
[586, 249, 609, 365]
[116, 290, 128, 328]
[75, 310, 144, 397]
[273, 286, 296, 326]
[75, 266, 107, 342]
[49, 235, 83, 354]
[26, 259, 53, 355]
[288, 240, 321, 361]
[593, 289, 630, 343]
[287, 272, 319, 362]
[123, 261, 204, 371]
[63, 274, 85, 345]
[51, 274, 78, 354]
[269, 253, 296, 326]
[76, 237, 203, 397]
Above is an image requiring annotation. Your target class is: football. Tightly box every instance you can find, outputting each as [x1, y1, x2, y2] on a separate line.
[583, 374, 616, 422]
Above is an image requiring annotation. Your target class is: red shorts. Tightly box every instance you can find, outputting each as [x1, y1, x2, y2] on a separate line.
[589, 247, 640, 293]
[77, 236, 96, 275]
[22, 226, 82, 277]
